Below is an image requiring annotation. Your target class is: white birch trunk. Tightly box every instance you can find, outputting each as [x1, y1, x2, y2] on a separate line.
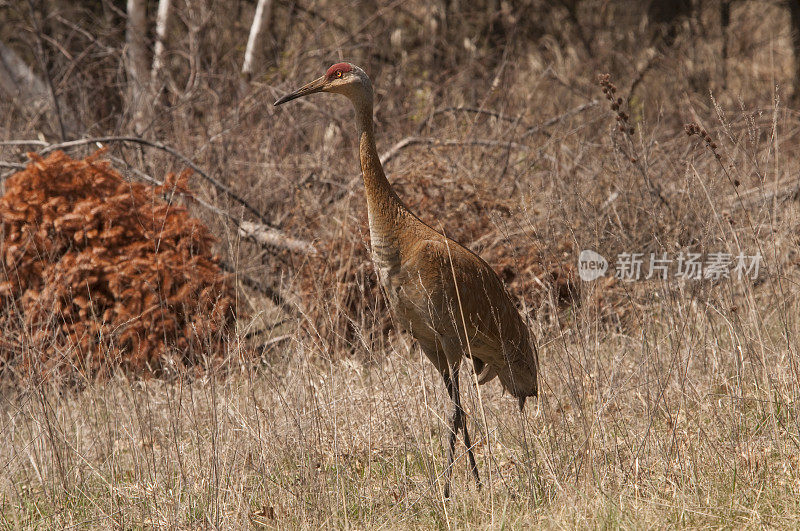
[151, 0, 171, 82]
[242, 0, 274, 79]
[126, 0, 150, 133]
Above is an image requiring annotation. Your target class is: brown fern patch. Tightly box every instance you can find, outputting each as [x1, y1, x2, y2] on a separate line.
[0, 150, 236, 378]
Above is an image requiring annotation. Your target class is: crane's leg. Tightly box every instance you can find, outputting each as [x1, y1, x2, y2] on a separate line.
[442, 368, 458, 498]
[460, 382, 482, 489]
[442, 364, 482, 498]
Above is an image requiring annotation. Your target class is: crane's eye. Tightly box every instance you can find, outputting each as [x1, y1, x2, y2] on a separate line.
[336, 70, 343, 78]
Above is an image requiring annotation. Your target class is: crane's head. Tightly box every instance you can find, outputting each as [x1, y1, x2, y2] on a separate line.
[274, 62, 372, 107]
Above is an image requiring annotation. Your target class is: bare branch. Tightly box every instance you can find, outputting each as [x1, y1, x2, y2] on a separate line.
[730, 180, 800, 211]
[35, 135, 276, 228]
[521, 100, 599, 138]
[276, 0, 349, 33]
[433, 106, 519, 123]
[380, 136, 529, 166]
[0, 140, 48, 147]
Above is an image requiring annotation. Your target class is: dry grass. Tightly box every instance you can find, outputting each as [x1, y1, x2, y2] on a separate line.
[2, 274, 800, 528]
[3, 0, 800, 527]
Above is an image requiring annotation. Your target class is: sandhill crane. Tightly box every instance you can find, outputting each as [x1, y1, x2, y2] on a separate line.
[275, 62, 538, 497]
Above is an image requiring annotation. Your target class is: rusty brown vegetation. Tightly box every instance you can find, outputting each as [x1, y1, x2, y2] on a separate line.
[0, 150, 235, 377]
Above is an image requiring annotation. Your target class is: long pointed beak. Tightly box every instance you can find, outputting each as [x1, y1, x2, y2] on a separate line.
[274, 76, 327, 106]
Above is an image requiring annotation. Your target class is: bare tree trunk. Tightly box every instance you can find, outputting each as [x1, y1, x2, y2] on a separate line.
[151, 0, 171, 83]
[126, 0, 150, 133]
[788, 0, 800, 105]
[0, 41, 48, 106]
[25, 0, 73, 140]
[242, 0, 274, 80]
[0, 40, 77, 137]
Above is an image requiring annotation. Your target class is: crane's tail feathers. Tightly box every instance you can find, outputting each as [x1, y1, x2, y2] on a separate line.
[496, 350, 538, 408]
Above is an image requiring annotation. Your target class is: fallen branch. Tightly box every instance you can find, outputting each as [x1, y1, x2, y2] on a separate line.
[238, 221, 317, 255]
[49, 145, 311, 319]
[253, 333, 293, 353]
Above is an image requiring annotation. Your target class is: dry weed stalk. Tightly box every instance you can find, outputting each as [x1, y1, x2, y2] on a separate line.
[598, 72, 673, 215]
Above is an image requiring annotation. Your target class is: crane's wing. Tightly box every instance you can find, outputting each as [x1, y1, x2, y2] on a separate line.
[398, 238, 539, 401]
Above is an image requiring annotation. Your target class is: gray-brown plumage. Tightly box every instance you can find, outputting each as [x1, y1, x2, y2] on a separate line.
[275, 62, 538, 497]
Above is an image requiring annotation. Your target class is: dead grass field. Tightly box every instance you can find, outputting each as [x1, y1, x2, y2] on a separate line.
[3, 274, 800, 528]
[3, 0, 800, 528]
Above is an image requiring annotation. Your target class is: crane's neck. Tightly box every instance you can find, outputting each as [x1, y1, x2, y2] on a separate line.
[354, 100, 405, 263]
[355, 103, 397, 210]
